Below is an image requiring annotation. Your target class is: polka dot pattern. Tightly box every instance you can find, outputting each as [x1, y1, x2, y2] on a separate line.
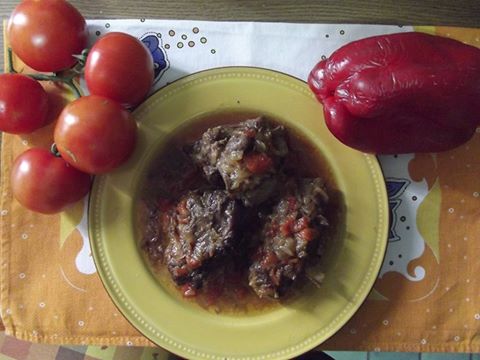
[164, 27, 212, 54]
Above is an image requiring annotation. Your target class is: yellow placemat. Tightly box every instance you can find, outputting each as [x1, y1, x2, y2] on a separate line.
[1, 21, 480, 352]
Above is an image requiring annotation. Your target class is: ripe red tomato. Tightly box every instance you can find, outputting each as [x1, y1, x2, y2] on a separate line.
[85, 32, 154, 108]
[0, 74, 49, 134]
[54, 95, 137, 174]
[11, 148, 91, 214]
[8, 0, 87, 72]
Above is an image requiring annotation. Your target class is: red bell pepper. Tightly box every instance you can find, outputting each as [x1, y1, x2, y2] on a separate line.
[308, 32, 480, 154]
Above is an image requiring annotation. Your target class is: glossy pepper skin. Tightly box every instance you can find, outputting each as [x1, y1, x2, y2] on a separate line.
[308, 32, 480, 154]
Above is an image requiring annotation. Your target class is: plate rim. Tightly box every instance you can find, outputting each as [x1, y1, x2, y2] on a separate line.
[89, 66, 389, 360]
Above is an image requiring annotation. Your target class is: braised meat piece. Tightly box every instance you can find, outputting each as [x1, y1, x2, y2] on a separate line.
[248, 178, 329, 299]
[142, 206, 164, 263]
[163, 190, 240, 293]
[142, 150, 206, 264]
[189, 117, 289, 206]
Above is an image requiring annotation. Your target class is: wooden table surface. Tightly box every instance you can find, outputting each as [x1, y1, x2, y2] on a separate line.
[1, 0, 480, 70]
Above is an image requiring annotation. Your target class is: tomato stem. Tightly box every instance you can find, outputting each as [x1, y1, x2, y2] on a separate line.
[50, 143, 61, 158]
[63, 81, 82, 99]
[7, 47, 83, 99]
[72, 49, 90, 67]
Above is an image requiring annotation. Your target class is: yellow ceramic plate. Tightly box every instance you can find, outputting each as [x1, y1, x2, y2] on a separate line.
[89, 67, 388, 360]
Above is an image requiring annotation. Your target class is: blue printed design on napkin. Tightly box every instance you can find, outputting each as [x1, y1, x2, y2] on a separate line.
[386, 178, 410, 242]
[140, 33, 169, 82]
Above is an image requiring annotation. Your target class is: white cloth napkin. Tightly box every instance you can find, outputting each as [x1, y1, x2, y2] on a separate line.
[84, 19, 420, 285]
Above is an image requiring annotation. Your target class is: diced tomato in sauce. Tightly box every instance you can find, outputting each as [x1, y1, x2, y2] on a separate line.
[297, 227, 316, 242]
[287, 196, 297, 212]
[178, 217, 189, 225]
[244, 128, 257, 138]
[160, 212, 171, 229]
[261, 251, 278, 268]
[176, 199, 188, 215]
[176, 199, 189, 224]
[244, 153, 273, 174]
[279, 217, 295, 237]
[174, 266, 190, 278]
[187, 257, 201, 270]
[181, 284, 197, 297]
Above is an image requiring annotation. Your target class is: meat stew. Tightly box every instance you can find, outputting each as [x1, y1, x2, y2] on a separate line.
[139, 110, 342, 314]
